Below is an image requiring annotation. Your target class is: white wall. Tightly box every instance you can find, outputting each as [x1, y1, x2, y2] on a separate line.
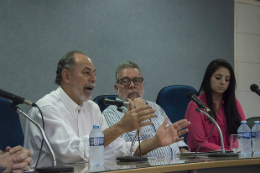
[235, 0, 260, 119]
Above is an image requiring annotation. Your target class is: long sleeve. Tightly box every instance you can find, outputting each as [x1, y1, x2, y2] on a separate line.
[24, 106, 86, 167]
[185, 101, 229, 152]
[24, 87, 138, 167]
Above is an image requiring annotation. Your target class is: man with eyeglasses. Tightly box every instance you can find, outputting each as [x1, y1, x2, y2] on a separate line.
[103, 61, 190, 159]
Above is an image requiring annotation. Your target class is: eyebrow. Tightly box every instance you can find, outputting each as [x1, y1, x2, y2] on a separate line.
[214, 74, 230, 77]
[120, 77, 142, 79]
[83, 67, 96, 72]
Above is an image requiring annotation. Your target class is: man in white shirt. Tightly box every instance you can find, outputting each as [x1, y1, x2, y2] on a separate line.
[24, 50, 190, 167]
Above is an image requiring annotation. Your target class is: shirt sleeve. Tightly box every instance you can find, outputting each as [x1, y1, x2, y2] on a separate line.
[185, 101, 229, 152]
[26, 104, 137, 167]
[26, 105, 87, 165]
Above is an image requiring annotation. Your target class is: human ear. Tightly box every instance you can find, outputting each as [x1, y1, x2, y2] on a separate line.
[114, 84, 118, 92]
[61, 69, 72, 84]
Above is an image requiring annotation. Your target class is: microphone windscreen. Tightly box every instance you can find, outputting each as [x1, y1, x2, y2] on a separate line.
[98, 97, 105, 105]
[250, 84, 259, 92]
[187, 91, 194, 100]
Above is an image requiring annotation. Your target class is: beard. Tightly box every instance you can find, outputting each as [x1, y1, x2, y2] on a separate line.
[117, 88, 144, 101]
[72, 80, 95, 103]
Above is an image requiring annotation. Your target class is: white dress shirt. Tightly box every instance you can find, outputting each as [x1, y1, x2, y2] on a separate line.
[24, 87, 137, 167]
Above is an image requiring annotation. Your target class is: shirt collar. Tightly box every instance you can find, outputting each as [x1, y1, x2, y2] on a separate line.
[57, 86, 81, 118]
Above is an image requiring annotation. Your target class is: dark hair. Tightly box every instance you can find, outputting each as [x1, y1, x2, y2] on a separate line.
[115, 61, 142, 83]
[198, 59, 242, 134]
[55, 50, 85, 85]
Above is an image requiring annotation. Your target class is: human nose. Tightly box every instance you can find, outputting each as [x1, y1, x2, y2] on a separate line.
[90, 73, 96, 83]
[220, 78, 225, 85]
[128, 80, 135, 88]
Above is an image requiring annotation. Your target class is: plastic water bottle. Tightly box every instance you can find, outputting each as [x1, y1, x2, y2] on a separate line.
[237, 121, 252, 158]
[252, 121, 260, 157]
[89, 124, 104, 166]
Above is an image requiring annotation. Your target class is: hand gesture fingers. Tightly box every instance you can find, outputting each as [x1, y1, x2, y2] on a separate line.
[177, 128, 189, 137]
[6, 146, 11, 152]
[127, 98, 134, 111]
[171, 119, 190, 132]
[120, 101, 156, 132]
[161, 116, 168, 127]
[140, 121, 153, 128]
[175, 137, 184, 143]
[133, 98, 146, 108]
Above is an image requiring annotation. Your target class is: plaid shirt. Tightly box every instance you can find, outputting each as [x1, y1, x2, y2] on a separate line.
[103, 99, 189, 159]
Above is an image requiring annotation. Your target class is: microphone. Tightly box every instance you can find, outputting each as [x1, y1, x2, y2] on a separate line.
[250, 84, 260, 96]
[98, 97, 129, 107]
[187, 92, 211, 112]
[0, 88, 36, 106]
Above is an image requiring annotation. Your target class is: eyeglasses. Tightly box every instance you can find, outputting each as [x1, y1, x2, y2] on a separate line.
[117, 77, 144, 86]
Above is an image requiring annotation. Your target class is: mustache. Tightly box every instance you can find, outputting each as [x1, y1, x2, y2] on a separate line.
[127, 89, 140, 96]
[84, 83, 95, 88]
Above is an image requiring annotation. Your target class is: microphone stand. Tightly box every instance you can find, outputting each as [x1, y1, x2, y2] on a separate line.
[116, 129, 147, 162]
[10, 104, 74, 172]
[115, 107, 147, 162]
[195, 107, 238, 157]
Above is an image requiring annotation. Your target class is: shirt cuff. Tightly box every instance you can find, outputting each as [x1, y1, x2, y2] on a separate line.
[176, 140, 190, 151]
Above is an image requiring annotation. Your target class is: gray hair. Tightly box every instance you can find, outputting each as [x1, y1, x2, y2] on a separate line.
[115, 61, 142, 83]
[55, 50, 85, 85]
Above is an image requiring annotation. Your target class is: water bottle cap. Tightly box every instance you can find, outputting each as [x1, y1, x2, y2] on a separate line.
[241, 121, 247, 124]
[254, 121, 260, 124]
[93, 124, 99, 128]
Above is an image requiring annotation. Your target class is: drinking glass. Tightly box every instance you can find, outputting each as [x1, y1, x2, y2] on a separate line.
[230, 134, 240, 153]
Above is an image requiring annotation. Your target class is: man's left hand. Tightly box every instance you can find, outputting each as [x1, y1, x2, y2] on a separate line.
[155, 118, 190, 147]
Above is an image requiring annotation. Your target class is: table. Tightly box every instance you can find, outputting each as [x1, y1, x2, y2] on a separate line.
[62, 155, 260, 173]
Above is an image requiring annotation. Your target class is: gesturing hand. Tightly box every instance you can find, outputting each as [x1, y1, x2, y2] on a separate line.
[118, 98, 156, 133]
[155, 118, 190, 147]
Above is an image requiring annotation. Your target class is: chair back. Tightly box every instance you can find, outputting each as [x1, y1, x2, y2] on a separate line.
[156, 85, 197, 143]
[93, 95, 117, 112]
[246, 117, 260, 129]
[0, 97, 24, 151]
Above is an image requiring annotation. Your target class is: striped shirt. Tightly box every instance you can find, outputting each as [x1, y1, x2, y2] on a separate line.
[103, 99, 189, 159]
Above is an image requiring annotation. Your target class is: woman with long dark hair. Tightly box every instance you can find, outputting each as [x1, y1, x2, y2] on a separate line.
[185, 59, 246, 152]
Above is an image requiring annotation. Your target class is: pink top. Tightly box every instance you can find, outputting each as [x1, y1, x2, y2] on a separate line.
[185, 93, 246, 152]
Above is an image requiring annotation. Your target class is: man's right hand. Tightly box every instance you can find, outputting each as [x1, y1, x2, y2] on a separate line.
[118, 99, 156, 133]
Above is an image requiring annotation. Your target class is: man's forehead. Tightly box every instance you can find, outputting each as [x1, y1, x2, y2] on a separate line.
[119, 68, 141, 77]
[74, 53, 95, 70]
